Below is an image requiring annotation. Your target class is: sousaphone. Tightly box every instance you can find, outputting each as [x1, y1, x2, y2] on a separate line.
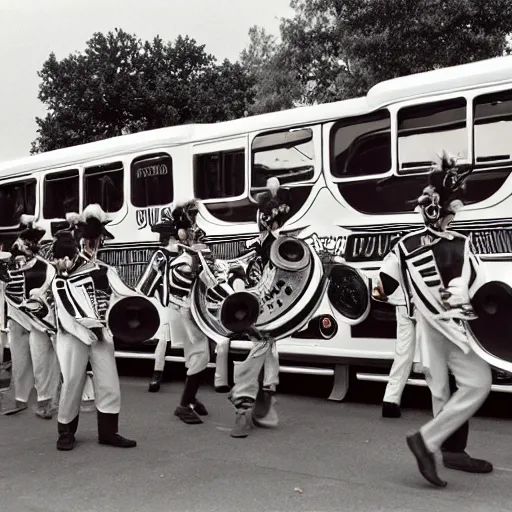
[191, 235, 327, 343]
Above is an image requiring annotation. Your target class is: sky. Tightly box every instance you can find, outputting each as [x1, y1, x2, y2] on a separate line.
[0, 0, 294, 163]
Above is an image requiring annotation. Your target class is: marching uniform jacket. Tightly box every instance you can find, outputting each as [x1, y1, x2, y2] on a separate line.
[379, 227, 486, 353]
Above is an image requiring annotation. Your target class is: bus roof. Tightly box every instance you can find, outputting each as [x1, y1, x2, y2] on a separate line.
[367, 55, 512, 109]
[0, 97, 369, 180]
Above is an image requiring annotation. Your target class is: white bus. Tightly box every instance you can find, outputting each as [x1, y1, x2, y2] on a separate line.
[2, 55, 512, 399]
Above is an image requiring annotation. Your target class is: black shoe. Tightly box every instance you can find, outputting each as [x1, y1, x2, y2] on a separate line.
[174, 405, 203, 424]
[57, 433, 76, 451]
[406, 432, 447, 488]
[215, 385, 232, 393]
[148, 371, 163, 393]
[57, 416, 79, 451]
[97, 411, 137, 448]
[442, 452, 493, 473]
[382, 402, 401, 418]
[192, 399, 208, 416]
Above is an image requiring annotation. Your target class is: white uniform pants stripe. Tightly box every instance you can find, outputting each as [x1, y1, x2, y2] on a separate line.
[8, 319, 60, 403]
[169, 304, 209, 376]
[383, 306, 416, 405]
[231, 340, 280, 402]
[56, 331, 121, 424]
[415, 311, 492, 452]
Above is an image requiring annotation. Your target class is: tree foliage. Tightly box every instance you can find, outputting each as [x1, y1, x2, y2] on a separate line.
[244, 0, 512, 109]
[31, 29, 255, 153]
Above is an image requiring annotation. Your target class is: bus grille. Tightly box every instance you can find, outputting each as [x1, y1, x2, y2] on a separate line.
[98, 246, 157, 287]
[206, 240, 252, 260]
[345, 228, 512, 262]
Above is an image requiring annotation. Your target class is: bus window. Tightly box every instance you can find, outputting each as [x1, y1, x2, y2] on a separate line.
[0, 179, 36, 227]
[330, 110, 391, 179]
[84, 162, 124, 212]
[194, 149, 245, 199]
[252, 128, 315, 187]
[131, 153, 173, 208]
[398, 98, 467, 173]
[474, 89, 512, 165]
[43, 170, 79, 219]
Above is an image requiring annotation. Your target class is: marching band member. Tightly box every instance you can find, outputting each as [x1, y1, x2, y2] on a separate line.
[136, 214, 180, 393]
[227, 177, 289, 438]
[1, 216, 60, 419]
[377, 152, 492, 487]
[165, 201, 211, 425]
[52, 205, 136, 451]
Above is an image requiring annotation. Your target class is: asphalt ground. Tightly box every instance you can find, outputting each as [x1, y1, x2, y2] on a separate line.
[1, 360, 512, 512]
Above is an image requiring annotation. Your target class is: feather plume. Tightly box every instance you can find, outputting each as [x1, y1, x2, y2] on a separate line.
[266, 177, 280, 197]
[82, 204, 107, 223]
[66, 212, 81, 226]
[20, 214, 36, 227]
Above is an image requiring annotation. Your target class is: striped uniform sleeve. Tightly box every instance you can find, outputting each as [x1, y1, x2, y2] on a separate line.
[465, 238, 486, 298]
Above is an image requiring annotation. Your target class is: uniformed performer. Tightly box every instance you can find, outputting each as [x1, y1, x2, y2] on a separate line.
[227, 177, 288, 438]
[135, 213, 180, 393]
[51, 205, 136, 451]
[377, 152, 492, 487]
[1, 216, 60, 419]
[164, 201, 211, 425]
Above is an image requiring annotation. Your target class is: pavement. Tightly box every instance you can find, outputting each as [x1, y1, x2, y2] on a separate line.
[1, 367, 512, 512]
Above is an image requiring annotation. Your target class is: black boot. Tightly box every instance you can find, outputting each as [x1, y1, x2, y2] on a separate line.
[442, 452, 493, 473]
[382, 401, 401, 418]
[174, 371, 205, 425]
[148, 371, 163, 393]
[57, 416, 79, 451]
[97, 411, 137, 448]
[406, 431, 447, 488]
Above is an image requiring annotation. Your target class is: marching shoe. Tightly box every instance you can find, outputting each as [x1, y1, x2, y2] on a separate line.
[174, 404, 203, 424]
[57, 416, 79, 451]
[97, 412, 137, 448]
[35, 399, 53, 420]
[382, 402, 402, 418]
[148, 371, 163, 393]
[1, 400, 28, 416]
[442, 452, 493, 473]
[406, 431, 447, 488]
[192, 399, 208, 416]
[230, 399, 255, 438]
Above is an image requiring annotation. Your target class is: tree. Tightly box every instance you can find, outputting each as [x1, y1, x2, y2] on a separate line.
[240, 26, 303, 114]
[247, 0, 512, 107]
[31, 29, 255, 153]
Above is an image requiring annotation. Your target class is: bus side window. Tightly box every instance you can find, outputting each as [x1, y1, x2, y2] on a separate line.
[43, 170, 79, 219]
[474, 89, 512, 165]
[194, 150, 245, 199]
[398, 98, 467, 173]
[0, 179, 36, 227]
[131, 153, 173, 207]
[330, 110, 391, 178]
[252, 128, 315, 187]
[84, 162, 124, 212]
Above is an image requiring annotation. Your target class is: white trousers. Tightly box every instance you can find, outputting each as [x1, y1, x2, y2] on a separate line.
[383, 306, 416, 405]
[8, 319, 60, 404]
[231, 339, 280, 402]
[56, 331, 121, 424]
[415, 311, 492, 453]
[169, 304, 209, 376]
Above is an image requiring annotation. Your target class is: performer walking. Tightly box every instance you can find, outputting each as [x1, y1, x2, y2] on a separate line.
[227, 178, 288, 438]
[135, 214, 180, 393]
[377, 152, 492, 487]
[1, 216, 60, 419]
[51, 205, 136, 451]
[165, 201, 211, 425]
